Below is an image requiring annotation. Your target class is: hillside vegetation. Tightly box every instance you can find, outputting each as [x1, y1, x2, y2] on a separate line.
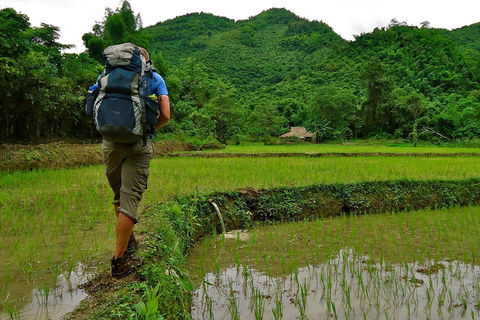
[1, 1, 480, 144]
[146, 9, 480, 143]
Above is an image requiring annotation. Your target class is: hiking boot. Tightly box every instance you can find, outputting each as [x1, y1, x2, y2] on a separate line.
[125, 231, 139, 255]
[111, 254, 141, 279]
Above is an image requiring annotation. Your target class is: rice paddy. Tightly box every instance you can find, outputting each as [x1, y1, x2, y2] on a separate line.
[1, 143, 480, 318]
[187, 206, 480, 319]
[189, 141, 480, 155]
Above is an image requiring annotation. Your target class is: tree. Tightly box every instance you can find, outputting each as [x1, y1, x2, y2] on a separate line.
[0, 8, 30, 58]
[205, 80, 244, 143]
[105, 13, 128, 44]
[150, 51, 169, 77]
[166, 58, 212, 137]
[312, 120, 334, 143]
[390, 87, 429, 138]
[83, 0, 149, 63]
[0, 8, 101, 141]
[360, 58, 393, 133]
[306, 86, 358, 139]
[249, 103, 287, 145]
[420, 21, 431, 28]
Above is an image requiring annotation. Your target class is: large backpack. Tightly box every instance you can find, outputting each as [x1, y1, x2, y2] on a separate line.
[87, 43, 159, 144]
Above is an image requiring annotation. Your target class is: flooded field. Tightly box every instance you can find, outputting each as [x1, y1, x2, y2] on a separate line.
[190, 252, 480, 319]
[3, 150, 480, 318]
[0, 261, 106, 319]
[187, 206, 480, 319]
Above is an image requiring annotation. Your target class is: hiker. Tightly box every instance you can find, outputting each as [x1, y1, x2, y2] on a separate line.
[86, 43, 170, 278]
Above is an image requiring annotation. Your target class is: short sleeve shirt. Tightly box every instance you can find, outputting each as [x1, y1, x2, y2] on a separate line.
[151, 72, 168, 96]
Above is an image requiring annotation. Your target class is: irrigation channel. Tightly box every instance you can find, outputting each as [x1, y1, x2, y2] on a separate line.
[186, 206, 480, 320]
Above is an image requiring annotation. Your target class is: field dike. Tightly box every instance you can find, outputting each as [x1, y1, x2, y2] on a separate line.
[67, 177, 480, 319]
[0, 140, 197, 172]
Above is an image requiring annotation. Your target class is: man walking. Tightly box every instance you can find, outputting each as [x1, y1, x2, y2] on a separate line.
[89, 44, 170, 278]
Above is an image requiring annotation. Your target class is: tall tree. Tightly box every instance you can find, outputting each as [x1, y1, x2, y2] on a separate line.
[360, 58, 393, 133]
[0, 8, 30, 58]
[307, 86, 358, 134]
[0, 8, 101, 141]
[83, 0, 149, 63]
[205, 80, 244, 143]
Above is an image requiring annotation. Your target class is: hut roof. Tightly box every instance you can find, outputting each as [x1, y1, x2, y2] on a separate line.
[280, 127, 313, 139]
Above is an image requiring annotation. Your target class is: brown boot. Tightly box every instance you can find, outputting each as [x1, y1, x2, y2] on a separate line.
[111, 254, 140, 279]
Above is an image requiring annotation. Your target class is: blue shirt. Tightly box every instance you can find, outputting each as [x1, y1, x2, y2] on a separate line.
[151, 72, 168, 96]
[89, 72, 168, 96]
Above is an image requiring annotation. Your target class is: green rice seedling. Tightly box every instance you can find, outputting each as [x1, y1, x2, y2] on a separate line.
[3, 267, 11, 290]
[300, 279, 309, 315]
[272, 282, 283, 320]
[227, 281, 240, 320]
[34, 285, 50, 306]
[5, 302, 20, 320]
[234, 251, 240, 267]
[330, 301, 338, 319]
[201, 280, 214, 320]
[252, 287, 265, 320]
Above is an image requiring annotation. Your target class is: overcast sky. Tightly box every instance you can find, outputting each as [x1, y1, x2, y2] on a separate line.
[3, 0, 480, 53]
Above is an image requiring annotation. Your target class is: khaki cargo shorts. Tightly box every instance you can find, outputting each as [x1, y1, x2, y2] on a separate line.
[102, 138, 153, 223]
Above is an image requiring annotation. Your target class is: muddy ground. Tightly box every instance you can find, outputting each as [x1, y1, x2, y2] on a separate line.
[0, 140, 197, 172]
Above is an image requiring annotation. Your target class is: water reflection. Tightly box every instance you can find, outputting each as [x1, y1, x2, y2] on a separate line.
[1, 263, 96, 320]
[191, 248, 480, 319]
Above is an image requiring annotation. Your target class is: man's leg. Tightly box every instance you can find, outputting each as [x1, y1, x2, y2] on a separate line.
[114, 212, 134, 259]
[114, 140, 152, 259]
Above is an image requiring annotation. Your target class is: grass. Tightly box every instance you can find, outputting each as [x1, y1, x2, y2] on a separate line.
[191, 205, 480, 272]
[188, 205, 480, 319]
[149, 156, 480, 196]
[1, 142, 480, 317]
[2, 155, 480, 270]
[182, 141, 480, 154]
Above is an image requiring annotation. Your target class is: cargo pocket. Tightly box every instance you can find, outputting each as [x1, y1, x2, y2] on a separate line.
[134, 167, 150, 195]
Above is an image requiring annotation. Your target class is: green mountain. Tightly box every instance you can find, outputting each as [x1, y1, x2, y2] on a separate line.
[148, 9, 346, 90]
[3, 5, 479, 142]
[145, 8, 480, 141]
[449, 22, 480, 67]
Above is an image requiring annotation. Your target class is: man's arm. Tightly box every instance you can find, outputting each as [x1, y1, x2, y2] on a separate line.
[154, 94, 170, 130]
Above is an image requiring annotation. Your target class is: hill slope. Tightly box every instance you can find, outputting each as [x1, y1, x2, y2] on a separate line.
[145, 8, 480, 140]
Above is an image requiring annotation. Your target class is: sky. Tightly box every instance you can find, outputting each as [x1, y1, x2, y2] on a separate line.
[2, 0, 480, 54]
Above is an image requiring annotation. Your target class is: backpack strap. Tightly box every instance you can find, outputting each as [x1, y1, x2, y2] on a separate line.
[139, 78, 148, 147]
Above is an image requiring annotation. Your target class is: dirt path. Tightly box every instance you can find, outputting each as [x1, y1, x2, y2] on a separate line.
[0, 140, 196, 172]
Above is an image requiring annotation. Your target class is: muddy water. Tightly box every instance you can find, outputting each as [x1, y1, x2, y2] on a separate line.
[0, 263, 98, 319]
[187, 233, 480, 320]
[0, 229, 111, 320]
[0, 261, 99, 319]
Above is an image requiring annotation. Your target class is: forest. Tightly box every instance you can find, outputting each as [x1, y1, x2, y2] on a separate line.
[1, 1, 480, 144]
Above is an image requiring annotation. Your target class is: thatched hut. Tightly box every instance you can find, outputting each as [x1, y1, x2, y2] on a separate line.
[279, 127, 313, 141]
